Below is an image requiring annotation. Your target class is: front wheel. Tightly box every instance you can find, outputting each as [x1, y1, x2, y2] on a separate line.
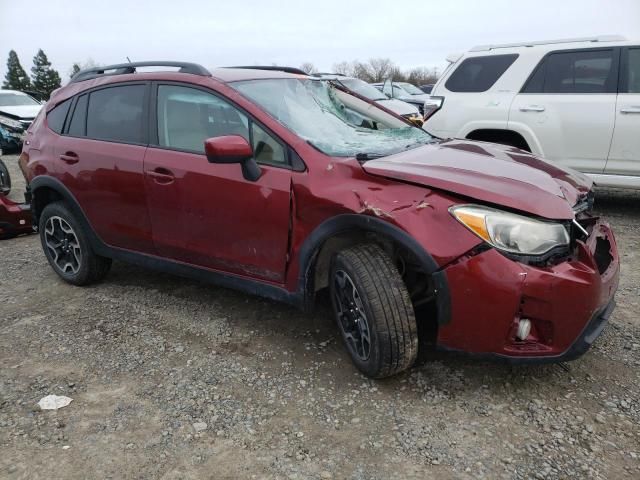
[39, 201, 112, 285]
[330, 243, 418, 378]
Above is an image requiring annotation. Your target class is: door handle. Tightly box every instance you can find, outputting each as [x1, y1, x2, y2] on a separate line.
[146, 167, 175, 184]
[59, 152, 79, 164]
[519, 105, 545, 112]
[620, 106, 640, 114]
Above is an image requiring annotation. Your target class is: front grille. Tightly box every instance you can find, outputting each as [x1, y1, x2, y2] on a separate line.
[19, 119, 33, 129]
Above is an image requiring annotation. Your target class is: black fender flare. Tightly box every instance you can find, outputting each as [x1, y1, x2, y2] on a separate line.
[29, 176, 108, 255]
[296, 214, 451, 324]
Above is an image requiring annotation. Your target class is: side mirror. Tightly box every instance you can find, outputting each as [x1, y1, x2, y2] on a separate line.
[204, 135, 261, 182]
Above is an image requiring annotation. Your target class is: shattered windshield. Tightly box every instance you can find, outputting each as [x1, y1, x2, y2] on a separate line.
[232, 78, 433, 158]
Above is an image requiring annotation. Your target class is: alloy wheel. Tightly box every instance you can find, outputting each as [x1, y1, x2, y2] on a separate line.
[44, 216, 82, 274]
[333, 270, 371, 361]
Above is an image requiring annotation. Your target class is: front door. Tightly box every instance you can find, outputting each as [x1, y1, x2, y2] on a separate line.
[605, 46, 640, 177]
[509, 48, 619, 173]
[143, 84, 292, 283]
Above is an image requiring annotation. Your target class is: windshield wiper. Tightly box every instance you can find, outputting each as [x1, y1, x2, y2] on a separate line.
[356, 152, 386, 161]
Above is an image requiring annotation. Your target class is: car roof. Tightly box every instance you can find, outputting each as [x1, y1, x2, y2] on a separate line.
[211, 67, 309, 83]
[466, 35, 635, 55]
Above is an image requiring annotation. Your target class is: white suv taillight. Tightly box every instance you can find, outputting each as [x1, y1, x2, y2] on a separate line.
[423, 96, 444, 121]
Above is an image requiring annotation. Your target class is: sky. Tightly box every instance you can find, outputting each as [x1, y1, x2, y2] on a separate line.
[1, 0, 639, 82]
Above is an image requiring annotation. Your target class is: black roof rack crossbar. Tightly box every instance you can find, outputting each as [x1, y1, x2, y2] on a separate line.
[225, 65, 308, 75]
[69, 61, 211, 84]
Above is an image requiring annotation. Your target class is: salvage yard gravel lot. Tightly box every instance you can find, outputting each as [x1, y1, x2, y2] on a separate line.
[1, 153, 639, 479]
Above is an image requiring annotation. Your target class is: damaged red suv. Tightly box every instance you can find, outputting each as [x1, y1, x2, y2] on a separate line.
[20, 62, 619, 378]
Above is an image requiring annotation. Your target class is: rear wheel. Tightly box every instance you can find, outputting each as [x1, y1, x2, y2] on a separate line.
[330, 243, 418, 378]
[39, 202, 112, 285]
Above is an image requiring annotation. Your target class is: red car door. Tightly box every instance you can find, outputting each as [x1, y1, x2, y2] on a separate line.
[54, 84, 154, 253]
[143, 84, 292, 283]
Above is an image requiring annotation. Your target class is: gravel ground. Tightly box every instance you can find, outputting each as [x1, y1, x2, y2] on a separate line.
[1, 153, 639, 479]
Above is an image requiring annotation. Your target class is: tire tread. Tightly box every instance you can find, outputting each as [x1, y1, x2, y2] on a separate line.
[334, 243, 418, 378]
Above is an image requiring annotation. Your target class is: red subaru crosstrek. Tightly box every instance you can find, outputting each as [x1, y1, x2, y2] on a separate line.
[20, 62, 619, 378]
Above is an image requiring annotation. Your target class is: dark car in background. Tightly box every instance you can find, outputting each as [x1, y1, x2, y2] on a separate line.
[0, 90, 43, 152]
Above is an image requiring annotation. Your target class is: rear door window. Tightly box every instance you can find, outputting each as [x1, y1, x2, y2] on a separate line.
[67, 94, 88, 137]
[523, 49, 617, 93]
[86, 85, 146, 143]
[445, 54, 518, 92]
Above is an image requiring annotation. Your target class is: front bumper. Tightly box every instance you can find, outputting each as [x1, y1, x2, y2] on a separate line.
[436, 218, 619, 363]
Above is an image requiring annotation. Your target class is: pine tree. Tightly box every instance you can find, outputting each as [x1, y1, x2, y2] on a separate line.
[69, 63, 81, 79]
[2, 50, 32, 91]
[31, 49, 61, 99]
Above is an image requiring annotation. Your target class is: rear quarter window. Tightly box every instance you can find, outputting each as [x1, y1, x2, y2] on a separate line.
[46, 99, 71, 134]
[445, 54, 518, 92]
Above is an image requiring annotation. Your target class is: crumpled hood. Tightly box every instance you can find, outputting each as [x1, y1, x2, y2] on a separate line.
[377, 98, 419, 116]
[361, 139, 593, 220]
[0, 104, 42, 120]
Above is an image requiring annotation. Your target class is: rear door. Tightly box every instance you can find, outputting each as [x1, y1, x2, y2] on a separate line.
[56, 83, 154, 253]
[144, 83, 292, 283]
[509, 48, 619, 173]
[605, 46, 640, 177]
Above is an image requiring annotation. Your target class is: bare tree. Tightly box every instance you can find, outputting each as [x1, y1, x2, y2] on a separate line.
[406, 66, 438, 86]
[352, 61, 373, 82]
[332, 61, 353, 76]
[365, 58, 396, 83]
[299, 62, 317, 74]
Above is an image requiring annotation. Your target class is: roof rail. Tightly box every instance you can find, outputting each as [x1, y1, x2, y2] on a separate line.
[470, 35, 627, 52]
[313, 72, 347, 77]
[69, 61, 211, 84]
[225, 66, 308, 75]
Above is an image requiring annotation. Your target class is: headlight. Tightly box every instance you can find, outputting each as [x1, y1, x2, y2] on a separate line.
[449, 205, 570, 256]
[0, 115, 23, 130]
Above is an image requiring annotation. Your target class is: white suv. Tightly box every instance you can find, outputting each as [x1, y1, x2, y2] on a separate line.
[424, 36, 640, 189]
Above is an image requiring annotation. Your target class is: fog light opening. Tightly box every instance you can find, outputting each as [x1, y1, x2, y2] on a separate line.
[516, 319, 532, 341]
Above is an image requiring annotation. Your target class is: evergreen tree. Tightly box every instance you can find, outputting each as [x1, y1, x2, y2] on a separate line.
[69, 63, 81, 79]
[2, 50, 32, 91]
[31, 49, 61, 99]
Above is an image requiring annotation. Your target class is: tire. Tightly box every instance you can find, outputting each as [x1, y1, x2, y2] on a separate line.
[330, 243, 418, 378]
[0, 158, 11, 196]
[39, 201, 112, 285]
